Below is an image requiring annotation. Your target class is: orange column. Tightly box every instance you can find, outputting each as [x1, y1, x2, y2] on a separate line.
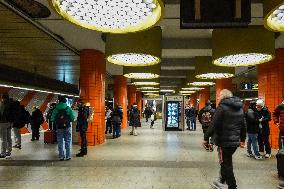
[20, 91, 36, 134]
[114, 76, 127, 129]
[216, 78, 233, 106]
[258, 48, 284, 149]
[80, 49, 106, 145]
[199, 87, 210, 109]
[190, 93, 197, 108]
[127, 85, 137, 107]
[136, 91, 142, 116]
[40, 94, 54, 130]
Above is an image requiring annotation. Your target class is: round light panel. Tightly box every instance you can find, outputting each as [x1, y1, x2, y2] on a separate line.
[51, 0, 163, 33]
[108, 53, 160, 66]
[189, 82, 215, 86]
[124, 73, 159, 79]
[196, 73, 234, 79]
[182, 87, 204, 91]
[214, 53, 273, 67]
[133, 81, 159, 86]
[266, 4, 284, 31]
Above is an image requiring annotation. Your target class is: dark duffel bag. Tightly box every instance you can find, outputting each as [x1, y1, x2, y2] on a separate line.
[277, 137, 284, 177]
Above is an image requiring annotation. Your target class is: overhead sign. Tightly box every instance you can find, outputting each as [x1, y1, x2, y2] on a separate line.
[241, 83, 258, 91]
[180, 0, 251, 28]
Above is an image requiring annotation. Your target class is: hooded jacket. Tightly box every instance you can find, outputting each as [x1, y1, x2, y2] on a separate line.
[198, 105, 215, 127]
[129, 106, 140, 127]
[273, 102, 284, 134]
[246, 108, 259, 134]
[51, 102, 75, 127]
[257, 107, 271, 136]
[204, 97, 247, 147]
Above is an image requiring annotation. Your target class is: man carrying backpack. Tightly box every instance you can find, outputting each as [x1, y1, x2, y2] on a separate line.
[30, 106, 44, 141]
[198, 100, 215, 151]
[0, 93, 13, 159]
[51, 96, 75, 161]
[112, 104, 123, 138]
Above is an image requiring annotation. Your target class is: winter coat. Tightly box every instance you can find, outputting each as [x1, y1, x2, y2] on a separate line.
[31, 109, 44, 127]
[273, 103, 284, 134]
[204, 97, 247, 147]
[245, 108, 259, 134]
[13, 106, 30, 128]
[112, 107, 123, 124]
[51, 102, 75, 128]
[189, 107, 196, 119]
[257, 107, 271, 136]
[0, 100, 10, 123]
[198, 105, 215, 129]
[76, 106, 89, 132]
[129, 107, 140, 127]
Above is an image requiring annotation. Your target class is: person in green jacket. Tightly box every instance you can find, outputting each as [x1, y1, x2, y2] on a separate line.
[51, 96, 75, 161]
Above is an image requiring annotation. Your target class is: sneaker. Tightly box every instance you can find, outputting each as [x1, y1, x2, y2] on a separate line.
[265, 154, 271, 159]
[254, 155, 264, 160]
[5, 152, 11, 159]
[59, 158, 64, 161]
[246, 152, 253, 157]
[211, 179, 228, 189]
[129, 131, 133, 135]
[66, 157, 71, 161]
[134, 132, 138, 136]
[0, 155, 6, 159]
[13, 145, 21, 149]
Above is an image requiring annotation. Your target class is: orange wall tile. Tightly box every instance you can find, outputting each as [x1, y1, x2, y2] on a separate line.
[199, 87, 210, 109]
[127, 85, 137, 107]
[114, 76, 127, 129]
[216, 78, 233, 106]
[190, 93, 198, 108]
[136, 91, 142, 117]
[258, 48, 284, 149]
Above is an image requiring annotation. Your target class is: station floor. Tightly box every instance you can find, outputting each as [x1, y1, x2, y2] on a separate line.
[0, 120, 279, 189]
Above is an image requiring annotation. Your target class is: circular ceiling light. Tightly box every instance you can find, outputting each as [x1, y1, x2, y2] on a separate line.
[212, 27, 275, 67]
[133, 82, 159, 86]
[264, 0, 284, 32]
[108, 53, 160, 66]
[160, 89, 175, 93]
[124, 73, 159, 79]
[189, 82, 215, 86]
[141, 90, 159, 93]
[213, 53, 273, 67]
[137, 87, 160, 90]
[181, 87, 204, 91]
[144, 93, 160, 97]
[179, 91, 196, 94]
[50, 0, 164, 33]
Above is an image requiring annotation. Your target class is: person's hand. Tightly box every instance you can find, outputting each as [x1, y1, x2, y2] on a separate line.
[259, 118, 263, 122]
[276, 123, 280, 127]
[240, 142, 245, 148]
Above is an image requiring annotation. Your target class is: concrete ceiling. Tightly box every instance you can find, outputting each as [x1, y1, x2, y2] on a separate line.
[1, 0, 282, 90]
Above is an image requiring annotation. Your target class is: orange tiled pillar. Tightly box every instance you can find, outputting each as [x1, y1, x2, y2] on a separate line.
[190, 93, 198, 108]
[136, 91, 142, 116]
[258, 48, 284, 149]
[127, 85, 137, 107]
[199, 87, 210, 109]
[114, 76, 127, 129]
[216, 78, 233, 106]
[80, 49, 106, 145]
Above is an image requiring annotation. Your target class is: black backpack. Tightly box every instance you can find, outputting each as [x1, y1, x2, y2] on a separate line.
[55, 108, 70, 129]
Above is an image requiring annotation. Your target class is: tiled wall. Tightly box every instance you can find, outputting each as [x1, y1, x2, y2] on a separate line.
[216, 78, 233, 106]
[114, 76, 127, 129]
[199, 87, 210, 109]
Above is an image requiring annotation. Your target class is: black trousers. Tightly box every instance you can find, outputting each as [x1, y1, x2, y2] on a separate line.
[218, 147, 237, 189]
[31, 124, 40, 139]
[258, 134, 271, 154]
[105, 118, 112, 133]
[80, 130, 87, 152]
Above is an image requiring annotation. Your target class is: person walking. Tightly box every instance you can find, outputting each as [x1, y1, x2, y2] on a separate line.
[185, 105, 191, 130]
[144, 105, 152, 122]
[256, 99, 272, 159]
[0, 93, 13, 158]
[150, 107, 156, 129]
[105, 106, 112, 134]
[273, 94, 284, 149]
[129, 103, 141, 136]
[198, 100, 215, 151]
[245, 101, 262, 160]
[51, 96, 75, 161]
[189, 104, 196, 131]
[30, 106, 44, 141]
[76, 99, 89, 157]
[112, 104, 123, 138]
[203, 89, 246, 189]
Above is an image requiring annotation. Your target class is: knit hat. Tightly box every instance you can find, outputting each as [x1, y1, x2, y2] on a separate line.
[256, 99, 264, 107]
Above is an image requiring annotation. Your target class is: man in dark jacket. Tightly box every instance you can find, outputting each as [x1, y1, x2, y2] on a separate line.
[246, 101, 262, 160]
[30, 106, 44, 141]
[46, 103, 57, 142]
[0, 93, 13, 158]
[144, 105, 152, 122]
[189, 104, 196, 131]
[204, 89, 246, 189]
[129, 104, 140, 136]
[112, 104, 123, 138]
[198, 100, 215, 151]
[256, 99, 271, 159]
[76, 99, 89, 157]
[273, 94, 284, 149]
[185, 105, 191, 130]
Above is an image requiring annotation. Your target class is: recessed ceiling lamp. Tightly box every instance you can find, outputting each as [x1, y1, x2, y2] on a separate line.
[106, 27, 162, 66]
[264, 0, 284, 32]
[137, 87, 160, 90]
[141, 90, 159, 93]
[123, 63, 160, 79]
[133, 82, 159, 86]
[186, 71, 215, 87]
[50, 0, 164, 33]
[212, 27, 275, 67]
[181, 87, 204, 91]
[195, 57, 234, 79]
[160, 89, 175, 92]
[189, 82, 215, 86]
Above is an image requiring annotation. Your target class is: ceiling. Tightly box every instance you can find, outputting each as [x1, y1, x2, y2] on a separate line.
[0, 0, 283, 90]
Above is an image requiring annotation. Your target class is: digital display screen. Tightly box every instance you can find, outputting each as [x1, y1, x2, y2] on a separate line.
[241, 83, 258, 91]
[66, 98, 73, 107]
[166, 102, 179, 128]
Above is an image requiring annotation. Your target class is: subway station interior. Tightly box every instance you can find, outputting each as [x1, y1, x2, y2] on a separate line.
[0, 0, 284, 189]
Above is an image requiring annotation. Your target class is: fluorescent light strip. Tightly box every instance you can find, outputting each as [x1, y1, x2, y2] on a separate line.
[0, 84, 79, 98]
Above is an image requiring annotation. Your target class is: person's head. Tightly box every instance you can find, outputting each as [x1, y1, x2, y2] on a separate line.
[132, 103, 137, 108]
[77, 98, 85, 106]
[219, 89, 233, 101]
[58, 95, 67, 103]
[15, 100, 20, 107]
[249, 101, 256, 110]
[256, 99, 265, 111]
[205, 100, 211, 106]
[1, 93, 9, 102]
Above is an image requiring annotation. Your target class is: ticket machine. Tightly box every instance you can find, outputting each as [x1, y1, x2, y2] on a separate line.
[163, 95, 184, 131]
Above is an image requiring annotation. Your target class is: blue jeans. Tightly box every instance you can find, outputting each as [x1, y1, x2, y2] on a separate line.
[57, 127, 72, 159]
[247, 133, 259, 156]
[190, 118, 196, 130]
[113, 123, 121, 138]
